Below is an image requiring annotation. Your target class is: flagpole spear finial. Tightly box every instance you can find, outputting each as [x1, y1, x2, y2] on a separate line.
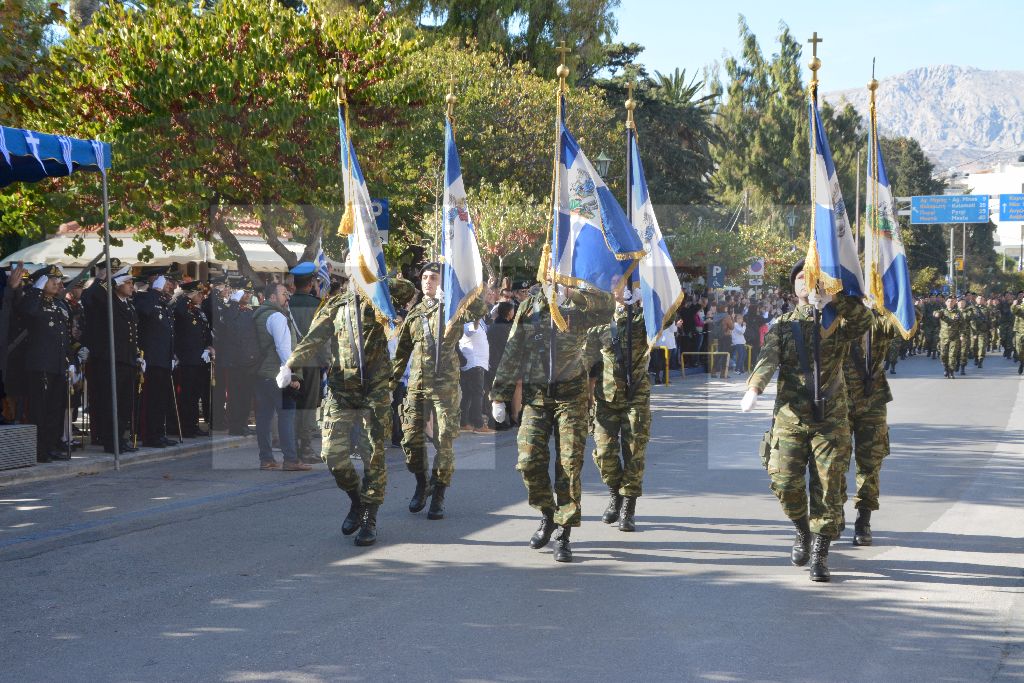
[625, 81, 636, 129]
[556, 40, 571, 91]
[445, 75, 456, 119]
[333, 73, 347, 107]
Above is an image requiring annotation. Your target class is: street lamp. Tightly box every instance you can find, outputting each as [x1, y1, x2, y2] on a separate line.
[595, 151, 612, 178]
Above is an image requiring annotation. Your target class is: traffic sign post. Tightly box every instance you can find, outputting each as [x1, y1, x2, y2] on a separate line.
[911, 195, 989, 225]
[708, 265, 725, 289]
[999, 194, 1024, 222]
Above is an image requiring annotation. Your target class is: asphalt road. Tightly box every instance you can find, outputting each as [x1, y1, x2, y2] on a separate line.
[0, 353, 1021, 682]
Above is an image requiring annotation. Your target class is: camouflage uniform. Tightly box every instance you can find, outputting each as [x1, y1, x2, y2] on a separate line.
[491, 286, 614, 527]
[921, 299, 940, 357]
[843, 311, 902, 512]
[1012, 302, 1024, 365]
[968, 302, 989, 363]
[588, 305, 651, 497]
[391, 294, 486, 487]
[959, 305, 973, 369]
[934, 307, 964, 374]
[748, 294, 872, 539]
[286, 279, 416, 504]
[999, 301, 1015, 357]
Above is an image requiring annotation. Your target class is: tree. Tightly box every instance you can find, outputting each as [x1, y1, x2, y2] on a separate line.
[879, 136, 947, 273]
[13, 0, 415, 280]
[383, 0, 620, 82]
[467, 180, 547, 279]
[0, 0, 66, 125]
[711, 17, 864, 210]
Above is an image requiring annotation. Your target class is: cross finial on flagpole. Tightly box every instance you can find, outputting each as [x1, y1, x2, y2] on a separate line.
[556, 40, 571, 89]
[807, 31, 823, 93]
[808, 31, 823, 59]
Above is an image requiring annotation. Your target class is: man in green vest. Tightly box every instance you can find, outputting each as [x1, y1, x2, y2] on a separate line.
[288, 262, 324, 463]
[253, 282, 311, 472]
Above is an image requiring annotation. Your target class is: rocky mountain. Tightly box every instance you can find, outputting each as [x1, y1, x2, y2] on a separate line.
[824, 65, 1024, 172]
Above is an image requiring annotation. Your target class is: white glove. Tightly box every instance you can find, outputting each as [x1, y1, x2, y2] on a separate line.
[200, 349, 211, 364]
[77, 346, 89, 363]
[276, 365, 292, 389]
[491, 401, 507, 423]
[67, 364, 76, 380]
[740, 388, 759, 413]
[137, 357, 146, 373]
[807, 288, 833, 311]
[171, 358, 179, 371]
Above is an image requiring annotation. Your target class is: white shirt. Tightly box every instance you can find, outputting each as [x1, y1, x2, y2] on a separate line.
[731, 322, 747, 346]
[657, 328, 676, 350]
[459, 319, 489, 370]
[265, 311, 295, 365]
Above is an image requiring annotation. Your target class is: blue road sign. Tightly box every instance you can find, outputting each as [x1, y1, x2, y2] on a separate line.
[999, 194, 1024, 222]
[910, 194, 989, 224]
[708, 264, 725, 288]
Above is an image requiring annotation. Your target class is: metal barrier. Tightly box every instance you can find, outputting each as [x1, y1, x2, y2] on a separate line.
[678, 352, 732, 380]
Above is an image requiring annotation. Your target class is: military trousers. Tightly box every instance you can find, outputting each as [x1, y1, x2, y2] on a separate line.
[591, 396, 651, 497]
[27, 370, 68, 458]
[924, 329, 938, 354]
[971, 333, 988, 361]
[843, 405, 889, 511]
[321, 389, 391, 505]
[766, 412, 851, 539]
[401, 385, 461, 486]
[294, 365, 322, 456]
[516, 389, 588, 528]
[939, 337, 961, 370]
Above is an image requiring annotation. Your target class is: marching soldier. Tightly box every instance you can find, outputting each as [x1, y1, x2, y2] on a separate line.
[90, 267, 142, 453]
[19, 266, 74, 462]
[999, 292, 1015, 360]
[587, 282, 651, 533]
[391, 262, 487, 521]
[842, 308, 904, 547]
[490, 280, 614, 563]
[956, 297, 972, 376]
[173, 281, 214, 437]
[967, 292, 989, 368]
[740, 259, 872, 583]
[136, 271, 177, 448]
[1011, 293, 1024, 375]
[934, 296, 964, 378]
[282, 275, 416, 546]
[921, 295, 940, 358]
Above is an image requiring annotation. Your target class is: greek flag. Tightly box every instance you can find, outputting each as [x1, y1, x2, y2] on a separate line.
[551, 97, 644, 305]
[314, 238, 331, 296]
[441, 118, 484, 335]
[804, 97, 864, 332]
[338, 109, 397, 328]
[865, 112, 917, 339]
[628, 128, 684, 346]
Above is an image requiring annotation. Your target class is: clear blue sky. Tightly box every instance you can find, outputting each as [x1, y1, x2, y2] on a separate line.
[614, 0, 1024, 92]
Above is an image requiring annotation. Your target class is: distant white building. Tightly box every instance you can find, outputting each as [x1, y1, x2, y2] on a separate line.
[963, 162, 1024, 256]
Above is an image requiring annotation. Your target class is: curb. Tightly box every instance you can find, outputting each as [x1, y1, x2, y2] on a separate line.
[0, 435, 249, 488]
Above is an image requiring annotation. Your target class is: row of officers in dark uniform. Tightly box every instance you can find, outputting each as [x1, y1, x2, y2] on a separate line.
[1, 259, 268, 461]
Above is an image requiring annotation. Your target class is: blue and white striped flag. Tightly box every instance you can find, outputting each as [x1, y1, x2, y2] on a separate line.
[805, 97, 864, 332]
[628, 127, 684, 346]
[441, 118, 484, 335]
[550, 97, 644, 313]
[338, 108, 397, 329]
[865, 105, 916, 339]
[314, 238, 331, 297]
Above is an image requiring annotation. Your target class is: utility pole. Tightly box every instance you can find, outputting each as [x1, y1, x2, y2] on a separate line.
[949, 226, 954, 291]
[855, 148, 862, 247]
[962, 223, 967, 294]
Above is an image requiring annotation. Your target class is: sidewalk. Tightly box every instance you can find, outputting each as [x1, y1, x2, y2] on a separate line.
[0, 433, 248, 487]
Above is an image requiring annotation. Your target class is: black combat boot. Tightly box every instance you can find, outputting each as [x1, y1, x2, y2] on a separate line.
[354, 504, 379, 547]
[618, 496, 637, 532]
[602, 486, 622, 524]
[530, 512, 557, 549]
[960, 364, 966, 376]
[809, 534, 831, 582]
[554, 525, 573, 562]
[853, 508, 873, 546]
[1019, 360, 1023, 376]
[791, 516, 811, 566]
[342, 488, 363, 536]
[427, 479, 446, 520]
[408, 471, 433, 513]
[889, 364, 896, 375]
[978, 358, 984, 369]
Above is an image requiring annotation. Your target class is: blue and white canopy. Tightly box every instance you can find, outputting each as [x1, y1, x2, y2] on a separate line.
[0, 125, 111, 188]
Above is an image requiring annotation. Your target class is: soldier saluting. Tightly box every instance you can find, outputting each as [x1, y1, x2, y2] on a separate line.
[19, 266, 75, 462]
